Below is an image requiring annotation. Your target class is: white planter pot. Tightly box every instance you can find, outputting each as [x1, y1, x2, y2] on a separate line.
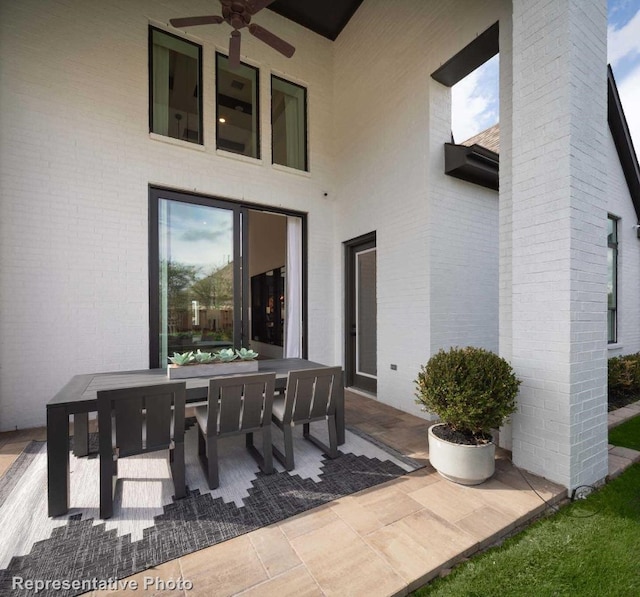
[428, 424, 496, 486]
[167, 360, 259, 379]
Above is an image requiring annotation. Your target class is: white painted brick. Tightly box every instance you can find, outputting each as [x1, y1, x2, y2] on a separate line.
[0, 0, 336, 429]
[508, 0, 609, 490]
[0, 0, 626, 495]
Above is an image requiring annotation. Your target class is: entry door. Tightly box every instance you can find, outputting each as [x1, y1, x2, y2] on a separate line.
[345, 233, 377, 394]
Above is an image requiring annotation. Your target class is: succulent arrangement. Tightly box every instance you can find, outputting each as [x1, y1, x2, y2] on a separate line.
[236, 347, 259, 360]
[217, 348, 238, 362]
[194, 350, 215, 363]
[168, 348, 259, 366]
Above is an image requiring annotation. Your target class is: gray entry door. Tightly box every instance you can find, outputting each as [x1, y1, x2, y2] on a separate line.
[345, 233, 377, 394]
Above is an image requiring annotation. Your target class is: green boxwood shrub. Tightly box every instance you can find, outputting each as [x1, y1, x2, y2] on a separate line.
[608, 353, 640, 397]
[415, 346, 520, 438]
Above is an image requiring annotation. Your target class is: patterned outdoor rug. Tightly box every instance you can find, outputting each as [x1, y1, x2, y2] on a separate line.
[0, 422, 420, 596]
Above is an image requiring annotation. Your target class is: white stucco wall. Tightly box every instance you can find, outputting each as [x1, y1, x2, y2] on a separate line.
[0, 0, 337, 430]
[606, 133, 640, 357]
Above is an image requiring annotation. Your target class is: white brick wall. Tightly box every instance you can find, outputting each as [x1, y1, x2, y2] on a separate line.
[332, 0, 509, 415]
[509, 0, 609, 490]
[0, 0, 620, 494]
[605, 132, 640, 356]
[0, 0, 337, 430]
[429, 90, 499, 354]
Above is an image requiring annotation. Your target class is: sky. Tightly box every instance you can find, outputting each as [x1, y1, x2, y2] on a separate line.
[452, 0, 640, 153]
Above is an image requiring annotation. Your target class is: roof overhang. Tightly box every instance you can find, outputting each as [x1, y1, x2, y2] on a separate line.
[608, 65, 640, 223]
[444, 143, 499, 191]
[268, 0, 364, 41]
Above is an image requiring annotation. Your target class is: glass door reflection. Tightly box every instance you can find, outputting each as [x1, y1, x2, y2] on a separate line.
[158, 199, 235, 367]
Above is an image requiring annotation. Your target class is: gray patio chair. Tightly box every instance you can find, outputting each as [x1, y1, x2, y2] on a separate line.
[271, 367, 342, 471]
[97, 382, 186, 519]
[195, 372, 276, 489]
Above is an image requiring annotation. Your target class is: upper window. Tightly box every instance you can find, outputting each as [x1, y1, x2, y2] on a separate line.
[216, 54, 260, 159]
[608, 216, 618, 344]
[149, 28, 202, 144]
[271, 76, 308, 171]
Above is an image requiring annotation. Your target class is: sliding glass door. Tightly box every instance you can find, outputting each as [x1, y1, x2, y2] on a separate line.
[149, 188, 306, 369]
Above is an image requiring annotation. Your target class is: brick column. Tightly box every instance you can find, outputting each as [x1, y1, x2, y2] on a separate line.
[508, 0, 609, 490]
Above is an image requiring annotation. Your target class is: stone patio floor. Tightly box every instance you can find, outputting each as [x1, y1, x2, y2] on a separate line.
[0, 393, 639, 596]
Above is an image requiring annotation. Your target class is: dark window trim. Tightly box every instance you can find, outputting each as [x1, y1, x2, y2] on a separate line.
[148, 185, 307, 368]
[149, 26, 203, 145]
[216, 52, 261, 159]
[271, 74, 309, 172]
[431, 21, 499, 87]
[608, 214, 619, 344]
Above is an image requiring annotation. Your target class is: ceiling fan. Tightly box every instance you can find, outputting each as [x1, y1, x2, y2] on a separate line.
[169, 0, 295, 69]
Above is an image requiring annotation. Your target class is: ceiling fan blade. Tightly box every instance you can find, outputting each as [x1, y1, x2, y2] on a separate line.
[229, 31, 241, 69]
[247, 0, 277, 16]
[248, 24, 295, 58]
[169, 15, 224, 28]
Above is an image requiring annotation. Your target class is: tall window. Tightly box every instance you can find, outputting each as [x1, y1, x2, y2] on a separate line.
[608, 216, 618, 343]
[216, 54, 260, 158]
[271, 76, 308, 171]
[149, 28, 202, 144]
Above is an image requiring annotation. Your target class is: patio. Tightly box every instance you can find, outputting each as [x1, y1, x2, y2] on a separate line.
[5, 392, 636, 596]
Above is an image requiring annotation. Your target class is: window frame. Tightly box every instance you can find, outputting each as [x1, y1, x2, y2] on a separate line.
[148, 26, 203, 145]
[608, 214, 619, 344]
[215, 52, 261, 159]
[271, 74, 309, 171]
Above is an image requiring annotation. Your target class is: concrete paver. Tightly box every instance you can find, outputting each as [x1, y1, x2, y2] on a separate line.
[2, 393, 639, 596]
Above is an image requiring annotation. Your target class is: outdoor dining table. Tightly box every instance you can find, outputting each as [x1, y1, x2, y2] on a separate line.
[46, 358, 345, 517]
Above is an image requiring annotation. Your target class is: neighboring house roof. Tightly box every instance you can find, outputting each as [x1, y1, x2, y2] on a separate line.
[444, 69, 640, 221]
[461, 124, 500, 154]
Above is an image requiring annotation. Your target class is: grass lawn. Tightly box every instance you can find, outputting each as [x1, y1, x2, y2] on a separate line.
[413, 464, 640, 596]
[609, 414, 640, 451]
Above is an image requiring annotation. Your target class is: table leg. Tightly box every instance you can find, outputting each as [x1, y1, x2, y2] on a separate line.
[47, 406, 70, 517]
[73, 412, 89, 456]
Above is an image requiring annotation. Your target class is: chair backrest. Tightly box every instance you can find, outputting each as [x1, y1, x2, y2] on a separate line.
[97, 382, 186, 457]
[282, 367, 343, 424]
[207, 372, 276, 436]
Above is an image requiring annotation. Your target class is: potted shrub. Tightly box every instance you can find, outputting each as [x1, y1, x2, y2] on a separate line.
[415, 346, 520, 485]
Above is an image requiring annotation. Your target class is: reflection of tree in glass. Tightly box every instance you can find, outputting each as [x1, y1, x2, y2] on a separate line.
[191, 262, 234, 309]
[164, 260, 235, 341]
[165, 261, 199, 313]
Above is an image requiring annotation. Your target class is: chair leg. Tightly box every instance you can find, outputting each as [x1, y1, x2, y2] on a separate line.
[198, 427, 206, 456]
[303, 423, 310, 438]
[206, 435, 219, 489]
[326, 414, 339, 459]
[170, 441, 186, 499]
[283, 425, 295, 471]
[262, 425, 273, 475]
[303, 418, 340, 460]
